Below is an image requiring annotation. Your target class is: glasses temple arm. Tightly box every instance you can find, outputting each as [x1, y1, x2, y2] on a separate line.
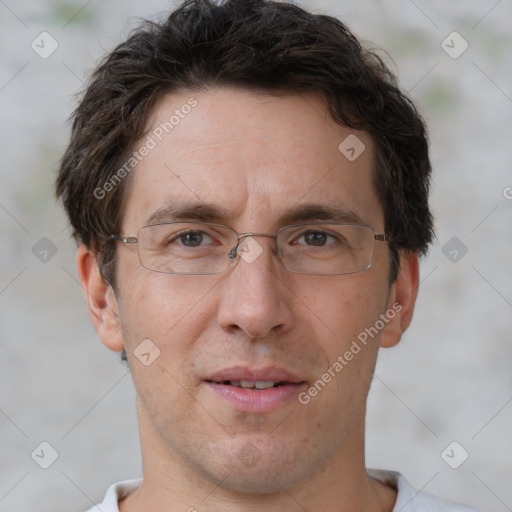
[110, 234, 138, 244]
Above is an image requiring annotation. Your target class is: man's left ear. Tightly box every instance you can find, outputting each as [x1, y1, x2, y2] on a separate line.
[379, 251, 419, 349]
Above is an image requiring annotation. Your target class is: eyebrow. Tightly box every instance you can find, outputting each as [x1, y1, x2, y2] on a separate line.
[279, 203, 368, 226]
[145, 201, 232, 225]
[144, 200, 369, 228]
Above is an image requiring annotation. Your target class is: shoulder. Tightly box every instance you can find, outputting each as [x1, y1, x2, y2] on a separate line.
[368, 469, 482, 512]
[84, 479, 141, 512]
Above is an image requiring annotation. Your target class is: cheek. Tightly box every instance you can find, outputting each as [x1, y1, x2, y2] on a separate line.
[299, 277, 387, 398]
[298, 271, 389, 352]
[116, 262, 218, 357]
[116, 274, 216, 415]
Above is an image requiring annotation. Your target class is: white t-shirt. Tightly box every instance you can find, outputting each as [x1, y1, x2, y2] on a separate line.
[86, 469, 481, 512]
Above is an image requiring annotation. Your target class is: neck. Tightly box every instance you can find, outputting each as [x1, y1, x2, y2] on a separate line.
[120, 400, 396, 512]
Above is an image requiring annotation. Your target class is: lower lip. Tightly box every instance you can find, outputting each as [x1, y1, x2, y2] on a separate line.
[205, 382, 306, 413]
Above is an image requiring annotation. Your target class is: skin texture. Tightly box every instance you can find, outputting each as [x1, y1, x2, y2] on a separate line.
[77, 88, 419, 512]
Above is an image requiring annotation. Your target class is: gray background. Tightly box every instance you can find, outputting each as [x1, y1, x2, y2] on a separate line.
[0, 1, 511, 511]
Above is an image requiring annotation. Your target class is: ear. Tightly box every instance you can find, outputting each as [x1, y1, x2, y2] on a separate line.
[76, 244, 125, 352]
[379, 251, 419, 349]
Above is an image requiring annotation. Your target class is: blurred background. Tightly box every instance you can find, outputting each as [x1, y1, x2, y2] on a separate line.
[0, 1, 510, 510]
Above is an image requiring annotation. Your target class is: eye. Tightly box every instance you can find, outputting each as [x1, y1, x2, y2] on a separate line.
[167, 229, 215, 248]
[296, 230, 338, 247]
[178, 230, 208, 247]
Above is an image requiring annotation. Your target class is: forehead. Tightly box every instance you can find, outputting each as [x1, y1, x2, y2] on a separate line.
[122, 87, 383, 231]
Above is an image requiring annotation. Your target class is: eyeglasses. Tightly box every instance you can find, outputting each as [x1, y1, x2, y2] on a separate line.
[110, 222, 390, 275]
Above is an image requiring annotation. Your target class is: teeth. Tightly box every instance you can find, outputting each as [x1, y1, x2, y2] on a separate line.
[229, 380, 277, 389]
[255, 381, 276, 389]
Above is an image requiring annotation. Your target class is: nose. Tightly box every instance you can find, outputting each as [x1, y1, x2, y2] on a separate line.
[216, 236, 294, 339]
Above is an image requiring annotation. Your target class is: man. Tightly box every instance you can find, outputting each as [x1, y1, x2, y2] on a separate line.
[56, 0, 481, 510]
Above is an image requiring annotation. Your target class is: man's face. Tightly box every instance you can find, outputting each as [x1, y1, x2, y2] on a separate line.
[105, 88, 402, 492]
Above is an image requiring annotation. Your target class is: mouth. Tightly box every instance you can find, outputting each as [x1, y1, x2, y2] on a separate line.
[206, 380, 292, 390]
[204, 367, 307, 412]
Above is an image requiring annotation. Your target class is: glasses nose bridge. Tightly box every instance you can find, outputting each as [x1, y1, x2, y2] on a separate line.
[237, 231, 277, 242]
[228, 231, 278, 261]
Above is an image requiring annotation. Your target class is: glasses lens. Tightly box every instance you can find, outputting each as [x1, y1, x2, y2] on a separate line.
[137, 223, 237, 274]
[277, 224, 375, 274]
[134, 222, 376, 275]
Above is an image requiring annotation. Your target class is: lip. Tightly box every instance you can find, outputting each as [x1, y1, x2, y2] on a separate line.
[206, 366, 304, 384]
[204, 366, 307, 413]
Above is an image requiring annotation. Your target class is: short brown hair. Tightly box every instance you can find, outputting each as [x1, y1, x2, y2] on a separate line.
[56, 0, 434, 286]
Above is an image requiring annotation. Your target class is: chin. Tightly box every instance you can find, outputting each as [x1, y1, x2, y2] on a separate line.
[193, 436, 324, 495]
[206, 461, 305, 495]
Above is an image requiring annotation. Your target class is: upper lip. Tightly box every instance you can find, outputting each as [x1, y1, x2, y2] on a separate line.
[206, 366, 305, 384]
